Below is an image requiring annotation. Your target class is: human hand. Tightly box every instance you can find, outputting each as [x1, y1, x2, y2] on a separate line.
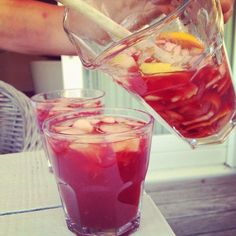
[62, 0, 234, 47]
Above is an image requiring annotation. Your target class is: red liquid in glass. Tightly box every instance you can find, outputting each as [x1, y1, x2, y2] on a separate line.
[109, 32, 236, 140]
[35, 98, 103, 131]
[47, 117, 150, 232]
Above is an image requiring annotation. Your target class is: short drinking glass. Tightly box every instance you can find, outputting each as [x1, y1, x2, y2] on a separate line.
[31, 88, 105, 171]
[43, 108, 154, 236]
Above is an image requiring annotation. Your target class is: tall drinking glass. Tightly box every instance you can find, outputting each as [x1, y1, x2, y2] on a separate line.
[43, 108, 154, 236]
[64, 0, 236, 148]
[31, 89, 105, 171]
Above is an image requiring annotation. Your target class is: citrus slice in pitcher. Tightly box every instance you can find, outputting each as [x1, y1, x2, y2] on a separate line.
[140, 62, 182, 74]
[156, 32, 204, 50]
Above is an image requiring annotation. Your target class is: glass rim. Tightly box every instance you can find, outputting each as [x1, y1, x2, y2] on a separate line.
[43, 107, 154, 141]
[30, 88, 105, 103]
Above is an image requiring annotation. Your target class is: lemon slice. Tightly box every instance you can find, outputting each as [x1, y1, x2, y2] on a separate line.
[140, 62, 182, 74]
[157, 32, 204, 50]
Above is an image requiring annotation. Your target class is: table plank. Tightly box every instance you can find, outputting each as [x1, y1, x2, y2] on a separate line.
[0, 194, 175, 236]
[0, 151, 60, 214]
[146, 174, 236, 192]
[146, 174, 236, 236]
[149, 180, 236, 205]
[167, 211, 236, 236]
[157, 195, 236, 218]
[194, 229, 236, 236]
[0, 208, 71, 236]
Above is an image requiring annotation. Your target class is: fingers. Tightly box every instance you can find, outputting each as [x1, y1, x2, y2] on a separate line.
[223, 8, 233, 22]
[150, 0, 172, 4]
[220, 0, 232, 13]
[220, 0, 235, 23]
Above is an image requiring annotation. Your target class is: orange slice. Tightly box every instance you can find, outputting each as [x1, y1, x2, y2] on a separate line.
[157, 32, 204, 50]
[140, 62, 182, 74]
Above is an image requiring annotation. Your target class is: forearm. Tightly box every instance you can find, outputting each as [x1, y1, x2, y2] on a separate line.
[0, 0, 75, 55]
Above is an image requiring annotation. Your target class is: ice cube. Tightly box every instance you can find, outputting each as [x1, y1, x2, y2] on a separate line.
[112, 138, 140, 152]
[206, 75, 222, 88]
[111, 53, 137, 69]
[182, 111, 214, 126]
[50, 106, 74, 112]
[69, 142, 90, 152]
[82, 101, 97, 108]
[173, 45, 182, 56]
[36, 103, 52, 111]
[101, 116, 116, 124]
[53, 126, 71, 132]
[185, 108, 230, 131]
[69, 142, 107, 165]
[115, 117, 129, 123]
[58, 127, 88, 135]
[99, 123, 131, 134]
[67, 103, 83, 108]
[72, 119, 93, 133]
[219, 63, 226, 76]
[90, 118, 100, 125]
[164, 42, 176, 52]
[164, 110, 184, 121]
[124, 119, 144, 128]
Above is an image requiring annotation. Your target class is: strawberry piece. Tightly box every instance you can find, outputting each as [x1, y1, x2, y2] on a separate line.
[184, 106, 232, 132]
[164, 110, 184, 122]
[170, 83, 198, 102]
[202, 92, 221, 112]
[142, 71, 192, 93]
[182, 111, 214, 126]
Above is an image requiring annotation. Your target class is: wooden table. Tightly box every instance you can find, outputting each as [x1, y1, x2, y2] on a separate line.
[0, 151, 176, 236]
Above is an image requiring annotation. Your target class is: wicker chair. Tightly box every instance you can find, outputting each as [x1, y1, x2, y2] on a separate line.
[0, 80, 42, 154]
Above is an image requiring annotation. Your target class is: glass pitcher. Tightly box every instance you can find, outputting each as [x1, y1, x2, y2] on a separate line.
[63, 0, 236, 148]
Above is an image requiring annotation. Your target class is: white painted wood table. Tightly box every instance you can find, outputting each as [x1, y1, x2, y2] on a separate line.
[0, 151, 176, 236]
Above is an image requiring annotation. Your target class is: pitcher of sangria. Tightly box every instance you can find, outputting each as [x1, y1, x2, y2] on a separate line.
[63, 0, 236, 148]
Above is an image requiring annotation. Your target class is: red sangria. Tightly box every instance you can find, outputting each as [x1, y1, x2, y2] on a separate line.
[108, 32, 236, 147]
[43, 108, 154, 236]
[63, 0, 235, 147]
[31, 89, 104, 132]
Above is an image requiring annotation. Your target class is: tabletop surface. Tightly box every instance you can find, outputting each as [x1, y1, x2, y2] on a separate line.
[0, 151, 176, 236]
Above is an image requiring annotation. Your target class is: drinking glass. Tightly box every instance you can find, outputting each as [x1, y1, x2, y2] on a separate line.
[64, 0, 236, 148]
[43, 108, 154, 236]
[31, 88, 105, 171]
